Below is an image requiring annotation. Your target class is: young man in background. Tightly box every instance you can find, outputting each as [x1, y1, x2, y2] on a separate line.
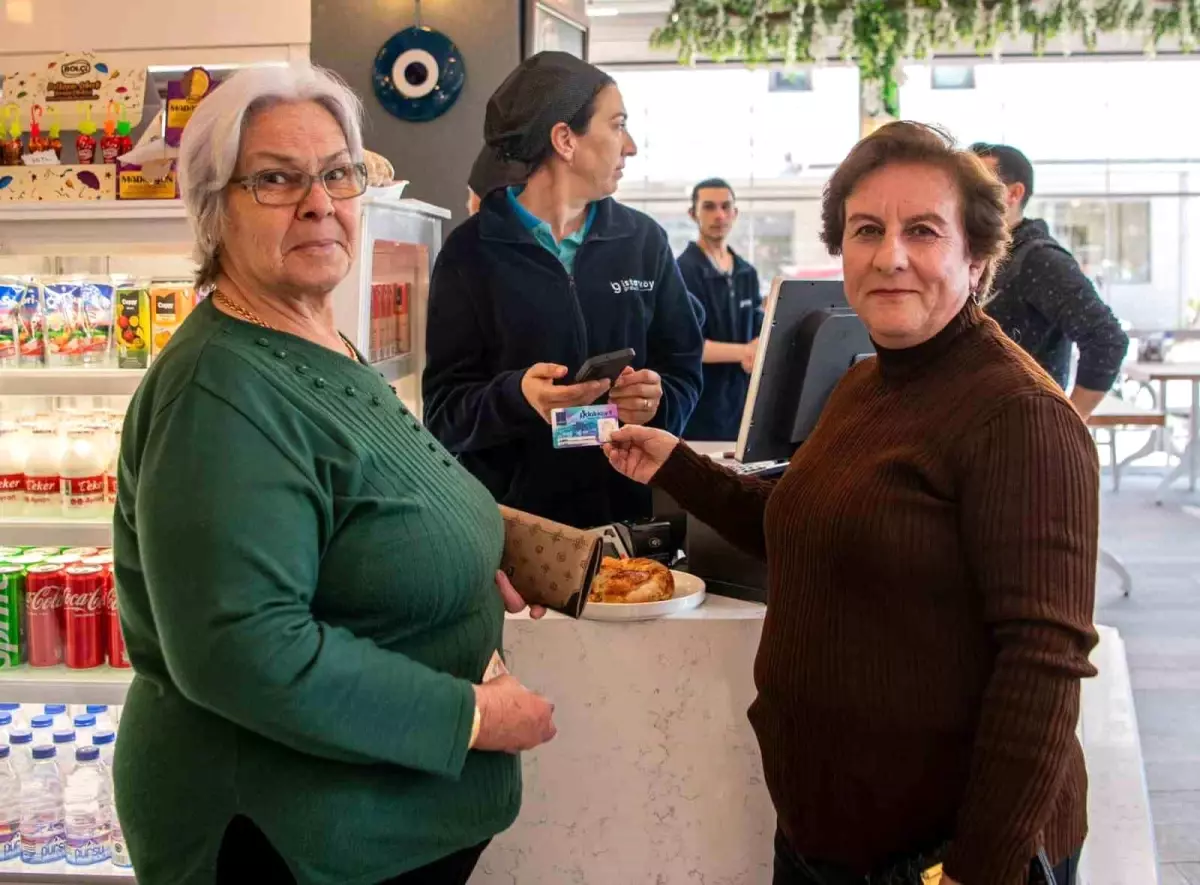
[677, 178, 764, 442]
[971, 143, 1129, 418]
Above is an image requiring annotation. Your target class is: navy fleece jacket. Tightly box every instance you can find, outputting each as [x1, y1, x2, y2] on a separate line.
[423, 192, 704, 529]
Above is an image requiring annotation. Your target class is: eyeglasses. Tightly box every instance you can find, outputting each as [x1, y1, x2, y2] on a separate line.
[231, 162, 369, 206]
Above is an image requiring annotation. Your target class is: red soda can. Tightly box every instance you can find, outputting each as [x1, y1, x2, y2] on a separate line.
[24, 565, 65, 668]
[63, 547, 99, 559]
[63, 565, 105, 669]
[103, 570, 129, 669]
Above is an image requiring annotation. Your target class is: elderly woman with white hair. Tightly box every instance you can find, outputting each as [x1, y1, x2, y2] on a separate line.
[111, 62, 555, 885]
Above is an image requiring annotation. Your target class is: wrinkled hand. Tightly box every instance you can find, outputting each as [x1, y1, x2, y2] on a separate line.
[495, 570, 546, 620]
[609, 366, 663, 426]
[472, 674, 557, 754]
[602, 425, 680, 485]
[521, 363, 611, 424]
[741, 339, 759, 374]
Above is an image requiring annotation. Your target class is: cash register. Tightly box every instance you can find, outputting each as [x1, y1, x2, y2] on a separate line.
[656, 278, 875, 602]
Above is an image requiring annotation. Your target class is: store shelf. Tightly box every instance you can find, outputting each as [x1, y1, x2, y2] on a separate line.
[0, 861, 134, 882]
[371, 353, 413, 383]
[0, 665, 132, 706]
[0, 516, 112, 549]
[0, 369, 147, 398]
[0, 201, 187, 224]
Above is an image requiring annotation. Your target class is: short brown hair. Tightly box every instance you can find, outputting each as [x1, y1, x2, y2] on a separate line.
[820, 121, 1011, 300]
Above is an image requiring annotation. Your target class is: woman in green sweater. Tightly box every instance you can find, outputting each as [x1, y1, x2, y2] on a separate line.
[112, 63, 555, 885]
[605, 123, 1098, 885]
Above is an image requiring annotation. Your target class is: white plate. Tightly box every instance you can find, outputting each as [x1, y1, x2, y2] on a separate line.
[581, 570, 706, 621]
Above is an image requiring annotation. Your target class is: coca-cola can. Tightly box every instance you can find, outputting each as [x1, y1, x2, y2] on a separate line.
[103, 571, 129, 669]
[64, 565, 105, 670]
[44, 554, 83, 569]
[81, 553, 113, 569]
[24, 564, 66, 668]
[63, 547, 100, 559]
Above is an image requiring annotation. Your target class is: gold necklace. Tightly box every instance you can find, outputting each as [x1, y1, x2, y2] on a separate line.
[213, 289, 359, 363]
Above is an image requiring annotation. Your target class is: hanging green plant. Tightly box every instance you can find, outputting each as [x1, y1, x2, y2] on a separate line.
[652, 1, 1199, 118]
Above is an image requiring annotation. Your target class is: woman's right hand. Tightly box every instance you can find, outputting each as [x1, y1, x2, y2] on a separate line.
[603, 425, 680, 485]
[521, 363, 611, 424]
[472, 675, 557, 754]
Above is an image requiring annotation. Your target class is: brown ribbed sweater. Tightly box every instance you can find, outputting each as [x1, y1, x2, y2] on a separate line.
[655, 301, 1099, 885]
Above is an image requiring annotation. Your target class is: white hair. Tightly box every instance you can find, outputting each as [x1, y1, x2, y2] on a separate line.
[178, 62, 365, 288]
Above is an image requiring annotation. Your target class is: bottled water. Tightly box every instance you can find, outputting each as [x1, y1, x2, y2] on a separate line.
[19, 746, 65, 864]
[85, 706, 114, 733]
[7, 731, 33, 783]
[0, 705, 23, 731]
[43, 705, 70, 732]
[52, 731, 77, 778]
[0, 713, 11, 747]
[72, 715, 96, 749]
[91, 731, 115, 769]
[29, 715, 54, 747]
[64, 746, 111, 866]
[0, 747, 19, 862]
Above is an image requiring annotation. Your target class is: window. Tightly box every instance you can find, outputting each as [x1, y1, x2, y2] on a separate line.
[1030, 200, 1151, 285]
[931, 65, 975, 90]
[770, 70, 813, 92]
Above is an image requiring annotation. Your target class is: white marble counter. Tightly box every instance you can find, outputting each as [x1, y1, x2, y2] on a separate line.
[474, 595, 774, 884]
[474, 602, 1151, 885]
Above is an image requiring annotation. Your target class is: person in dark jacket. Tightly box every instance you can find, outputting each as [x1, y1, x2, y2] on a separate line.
[677, 178, 763, 441]
[424, 52, 704, 529]
[971, 143, 1129, 417]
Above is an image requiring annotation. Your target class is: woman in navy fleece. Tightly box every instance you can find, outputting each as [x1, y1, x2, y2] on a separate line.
[423, 52, 703, 529]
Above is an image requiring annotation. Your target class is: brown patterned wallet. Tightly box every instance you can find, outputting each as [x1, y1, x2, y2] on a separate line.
[498, 506, 603, 618]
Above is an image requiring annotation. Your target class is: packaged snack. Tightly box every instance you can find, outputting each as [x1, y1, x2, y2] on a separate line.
[0, 282, 23, 367]
[17, 283, 44, 367]
[42, 283, 85, 368]
[78, 281, 115, 366]
[149, 283, 194, 358]
[115, 286, 150, 368]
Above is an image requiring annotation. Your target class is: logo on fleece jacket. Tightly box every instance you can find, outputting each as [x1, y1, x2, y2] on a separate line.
[610, 279, 654, 295]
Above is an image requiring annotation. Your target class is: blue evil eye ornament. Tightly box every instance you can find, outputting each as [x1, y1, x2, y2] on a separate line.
[372, 26, 466, 123]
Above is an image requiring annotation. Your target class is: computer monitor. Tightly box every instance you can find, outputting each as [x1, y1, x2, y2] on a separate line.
[734, 278, 875, 464]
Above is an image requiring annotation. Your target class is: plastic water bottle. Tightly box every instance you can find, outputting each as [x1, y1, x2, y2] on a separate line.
[43, 706, 70, 732]
[29, 715, 54, 747]
[91, 732, 115, 769]
[0, 747, 19, 863]
[8, 731, 33, 783]
[63, 746, 111, 866]
[19, 746, 65, 864]
[0, 713, 11, 747]
[0, 704, 24, 731]
[85, 706, 113, 734]
[52, 731, 77, 778]
[72, 716, 96, 750]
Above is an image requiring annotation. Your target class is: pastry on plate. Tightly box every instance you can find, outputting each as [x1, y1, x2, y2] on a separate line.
[589, 557, 675, 604]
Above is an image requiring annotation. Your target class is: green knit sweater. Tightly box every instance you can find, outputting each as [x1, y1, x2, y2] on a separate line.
[112, 298, 520, 885]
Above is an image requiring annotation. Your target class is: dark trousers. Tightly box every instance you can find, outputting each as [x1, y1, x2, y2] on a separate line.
[215, 815, 488, 885]
[773, 830, 1082, 885]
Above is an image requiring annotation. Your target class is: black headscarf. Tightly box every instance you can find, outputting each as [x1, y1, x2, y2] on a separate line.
[468, 51, 613, 198]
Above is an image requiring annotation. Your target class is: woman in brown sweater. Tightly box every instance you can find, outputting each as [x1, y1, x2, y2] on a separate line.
[605, 122, 1099, 885]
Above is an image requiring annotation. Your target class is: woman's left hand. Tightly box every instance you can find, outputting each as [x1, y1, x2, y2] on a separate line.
[495, 570, 546, 619]
[610, 367, 663, 426]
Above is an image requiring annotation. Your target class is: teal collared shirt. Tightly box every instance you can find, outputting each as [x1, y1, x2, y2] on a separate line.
[506, 186, 597, 274]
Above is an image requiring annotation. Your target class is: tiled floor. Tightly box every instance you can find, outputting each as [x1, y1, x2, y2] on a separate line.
[1095, 472, 1200, 884]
